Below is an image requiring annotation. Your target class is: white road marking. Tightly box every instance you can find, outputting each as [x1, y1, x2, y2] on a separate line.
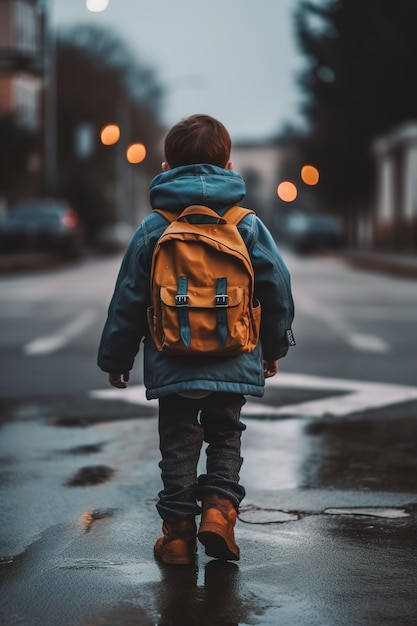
[89, 371, 417, 419]
[295, 292, 390, 353]
[90, 384, 156, 407]
[347, 333, 390, 353]
[324, 508, 410, 519]
[23, 309, 98, 356]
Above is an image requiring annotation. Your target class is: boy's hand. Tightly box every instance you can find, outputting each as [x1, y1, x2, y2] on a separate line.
[263, 360, 278, 378]
[109, 372, 130, 388]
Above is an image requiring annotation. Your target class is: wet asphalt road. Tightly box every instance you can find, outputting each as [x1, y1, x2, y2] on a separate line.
[1, 251, 417, 625]
[1, 401, 417, 625]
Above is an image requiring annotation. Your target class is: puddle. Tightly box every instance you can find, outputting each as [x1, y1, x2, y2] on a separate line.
[63, 442, 107, 455]
[65, 465, 115, 487]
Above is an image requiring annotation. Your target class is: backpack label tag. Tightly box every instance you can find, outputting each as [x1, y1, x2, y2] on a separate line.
[286, 329, 296, 346]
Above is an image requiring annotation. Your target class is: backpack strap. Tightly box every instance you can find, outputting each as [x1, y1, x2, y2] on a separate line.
[154, 206, 225, 224]
[154, 206, 255, 225]
[177, 205, 227, 222]
[223, 206, 255, 225]
[153, 208, 178, 223]
[176, 276, 191, 348]
[215, 277, 228, 346]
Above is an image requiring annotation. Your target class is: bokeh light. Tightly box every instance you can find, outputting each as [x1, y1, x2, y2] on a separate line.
[86, 0, 109, 12]
[277, 181, 298, 202]
[301, 165, 320, 186]
[100, 124, 120, 146]
[126, 143, 147, 164]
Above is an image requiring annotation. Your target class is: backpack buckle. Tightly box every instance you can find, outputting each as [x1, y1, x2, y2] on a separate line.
[175, 294, 189, 307]
[215, 294, 229, 307]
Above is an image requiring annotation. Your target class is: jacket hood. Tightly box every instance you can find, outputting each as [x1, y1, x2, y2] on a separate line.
[149, 164, 246, 211]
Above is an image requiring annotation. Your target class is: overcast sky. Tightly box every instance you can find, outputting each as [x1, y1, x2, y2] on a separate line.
[53, 0, 306, 142]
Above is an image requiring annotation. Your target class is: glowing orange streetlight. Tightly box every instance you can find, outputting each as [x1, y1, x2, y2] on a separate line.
[126, 143, 147, 164]
[100, 124, 120, 146]
[277, 181, 298, 202]
[301, 165, 320, 186]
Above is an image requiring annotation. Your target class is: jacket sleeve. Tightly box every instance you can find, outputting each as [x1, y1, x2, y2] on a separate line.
[97, 226, 150, 373]
[248, 217, 295, 360]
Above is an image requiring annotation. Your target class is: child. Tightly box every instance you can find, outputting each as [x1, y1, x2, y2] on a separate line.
[98, 114, 295, 565]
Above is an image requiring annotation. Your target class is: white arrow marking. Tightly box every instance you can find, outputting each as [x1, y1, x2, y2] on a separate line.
[89, 372, 417, 419]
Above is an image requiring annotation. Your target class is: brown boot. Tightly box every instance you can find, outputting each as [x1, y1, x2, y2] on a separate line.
[197, 493, 240, 561]
[154, 518, 197, 565]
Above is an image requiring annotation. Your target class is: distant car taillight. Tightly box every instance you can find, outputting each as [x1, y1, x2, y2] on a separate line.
[61, 209, 79, 228]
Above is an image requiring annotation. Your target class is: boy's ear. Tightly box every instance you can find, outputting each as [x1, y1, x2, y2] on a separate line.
[225, 161, 233, 170]
[161, 161, 171, 171]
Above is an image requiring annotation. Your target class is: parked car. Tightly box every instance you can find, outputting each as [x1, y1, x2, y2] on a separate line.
[283, 210, 344, 252]
[0, 198, 84, 257]
[95, 221, 135, 253]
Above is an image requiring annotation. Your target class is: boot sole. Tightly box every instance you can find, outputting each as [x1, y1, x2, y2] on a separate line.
[198, 528, 240, 561]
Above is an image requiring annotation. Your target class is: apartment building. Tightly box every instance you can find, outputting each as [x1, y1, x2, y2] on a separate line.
[0, 0, 44, 130]
[372, 121, 417, 252]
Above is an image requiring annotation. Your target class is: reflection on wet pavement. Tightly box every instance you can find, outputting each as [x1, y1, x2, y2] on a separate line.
[302, 415, 417, 491]
[81, 560, 269, 626]
[81, 509, 117, 532]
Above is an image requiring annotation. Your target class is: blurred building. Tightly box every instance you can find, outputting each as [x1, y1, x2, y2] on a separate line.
[0, 0, 44, 130]
[231, 139, 320, 240]
[231, 140, 286, 227]
[373, 121, 417, 253]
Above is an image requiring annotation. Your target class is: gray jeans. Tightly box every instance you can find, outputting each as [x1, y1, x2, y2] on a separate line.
[157, 392, 247, 522]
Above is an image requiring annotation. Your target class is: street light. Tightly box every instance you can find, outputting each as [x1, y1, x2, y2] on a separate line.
[126, 143, 146, 164]
[100, 124, 120, 146]
[39, 0, 110, 193]
[86, 0, 109, 12]
[39, 0, 57, 193]
[277, 181, 298, 203]
[100, 122, 147, 225]
[301, 165, 320, 186]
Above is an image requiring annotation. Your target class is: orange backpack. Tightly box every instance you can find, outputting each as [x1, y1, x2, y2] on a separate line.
[147, 205, 261, 356]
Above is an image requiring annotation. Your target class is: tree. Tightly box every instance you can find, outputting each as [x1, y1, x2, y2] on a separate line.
[56, 25, 164, 238]
[294, 0, 417, 216]
[0, 115, 40, 205]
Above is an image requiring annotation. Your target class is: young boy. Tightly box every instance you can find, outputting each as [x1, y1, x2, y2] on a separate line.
[98, 114, 295, 565]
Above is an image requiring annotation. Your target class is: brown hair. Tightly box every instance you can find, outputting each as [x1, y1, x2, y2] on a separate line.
[164, 114, 231, 168]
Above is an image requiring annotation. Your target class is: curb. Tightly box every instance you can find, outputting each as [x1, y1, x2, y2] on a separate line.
[343, 252, 417, 279]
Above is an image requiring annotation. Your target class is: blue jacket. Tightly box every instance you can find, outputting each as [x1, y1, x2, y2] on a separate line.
[97, 164, 294, 399]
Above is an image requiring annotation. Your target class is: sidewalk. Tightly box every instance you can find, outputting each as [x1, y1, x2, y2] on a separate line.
[342, 249, 417, 278]
[0, 251, 67, 274]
